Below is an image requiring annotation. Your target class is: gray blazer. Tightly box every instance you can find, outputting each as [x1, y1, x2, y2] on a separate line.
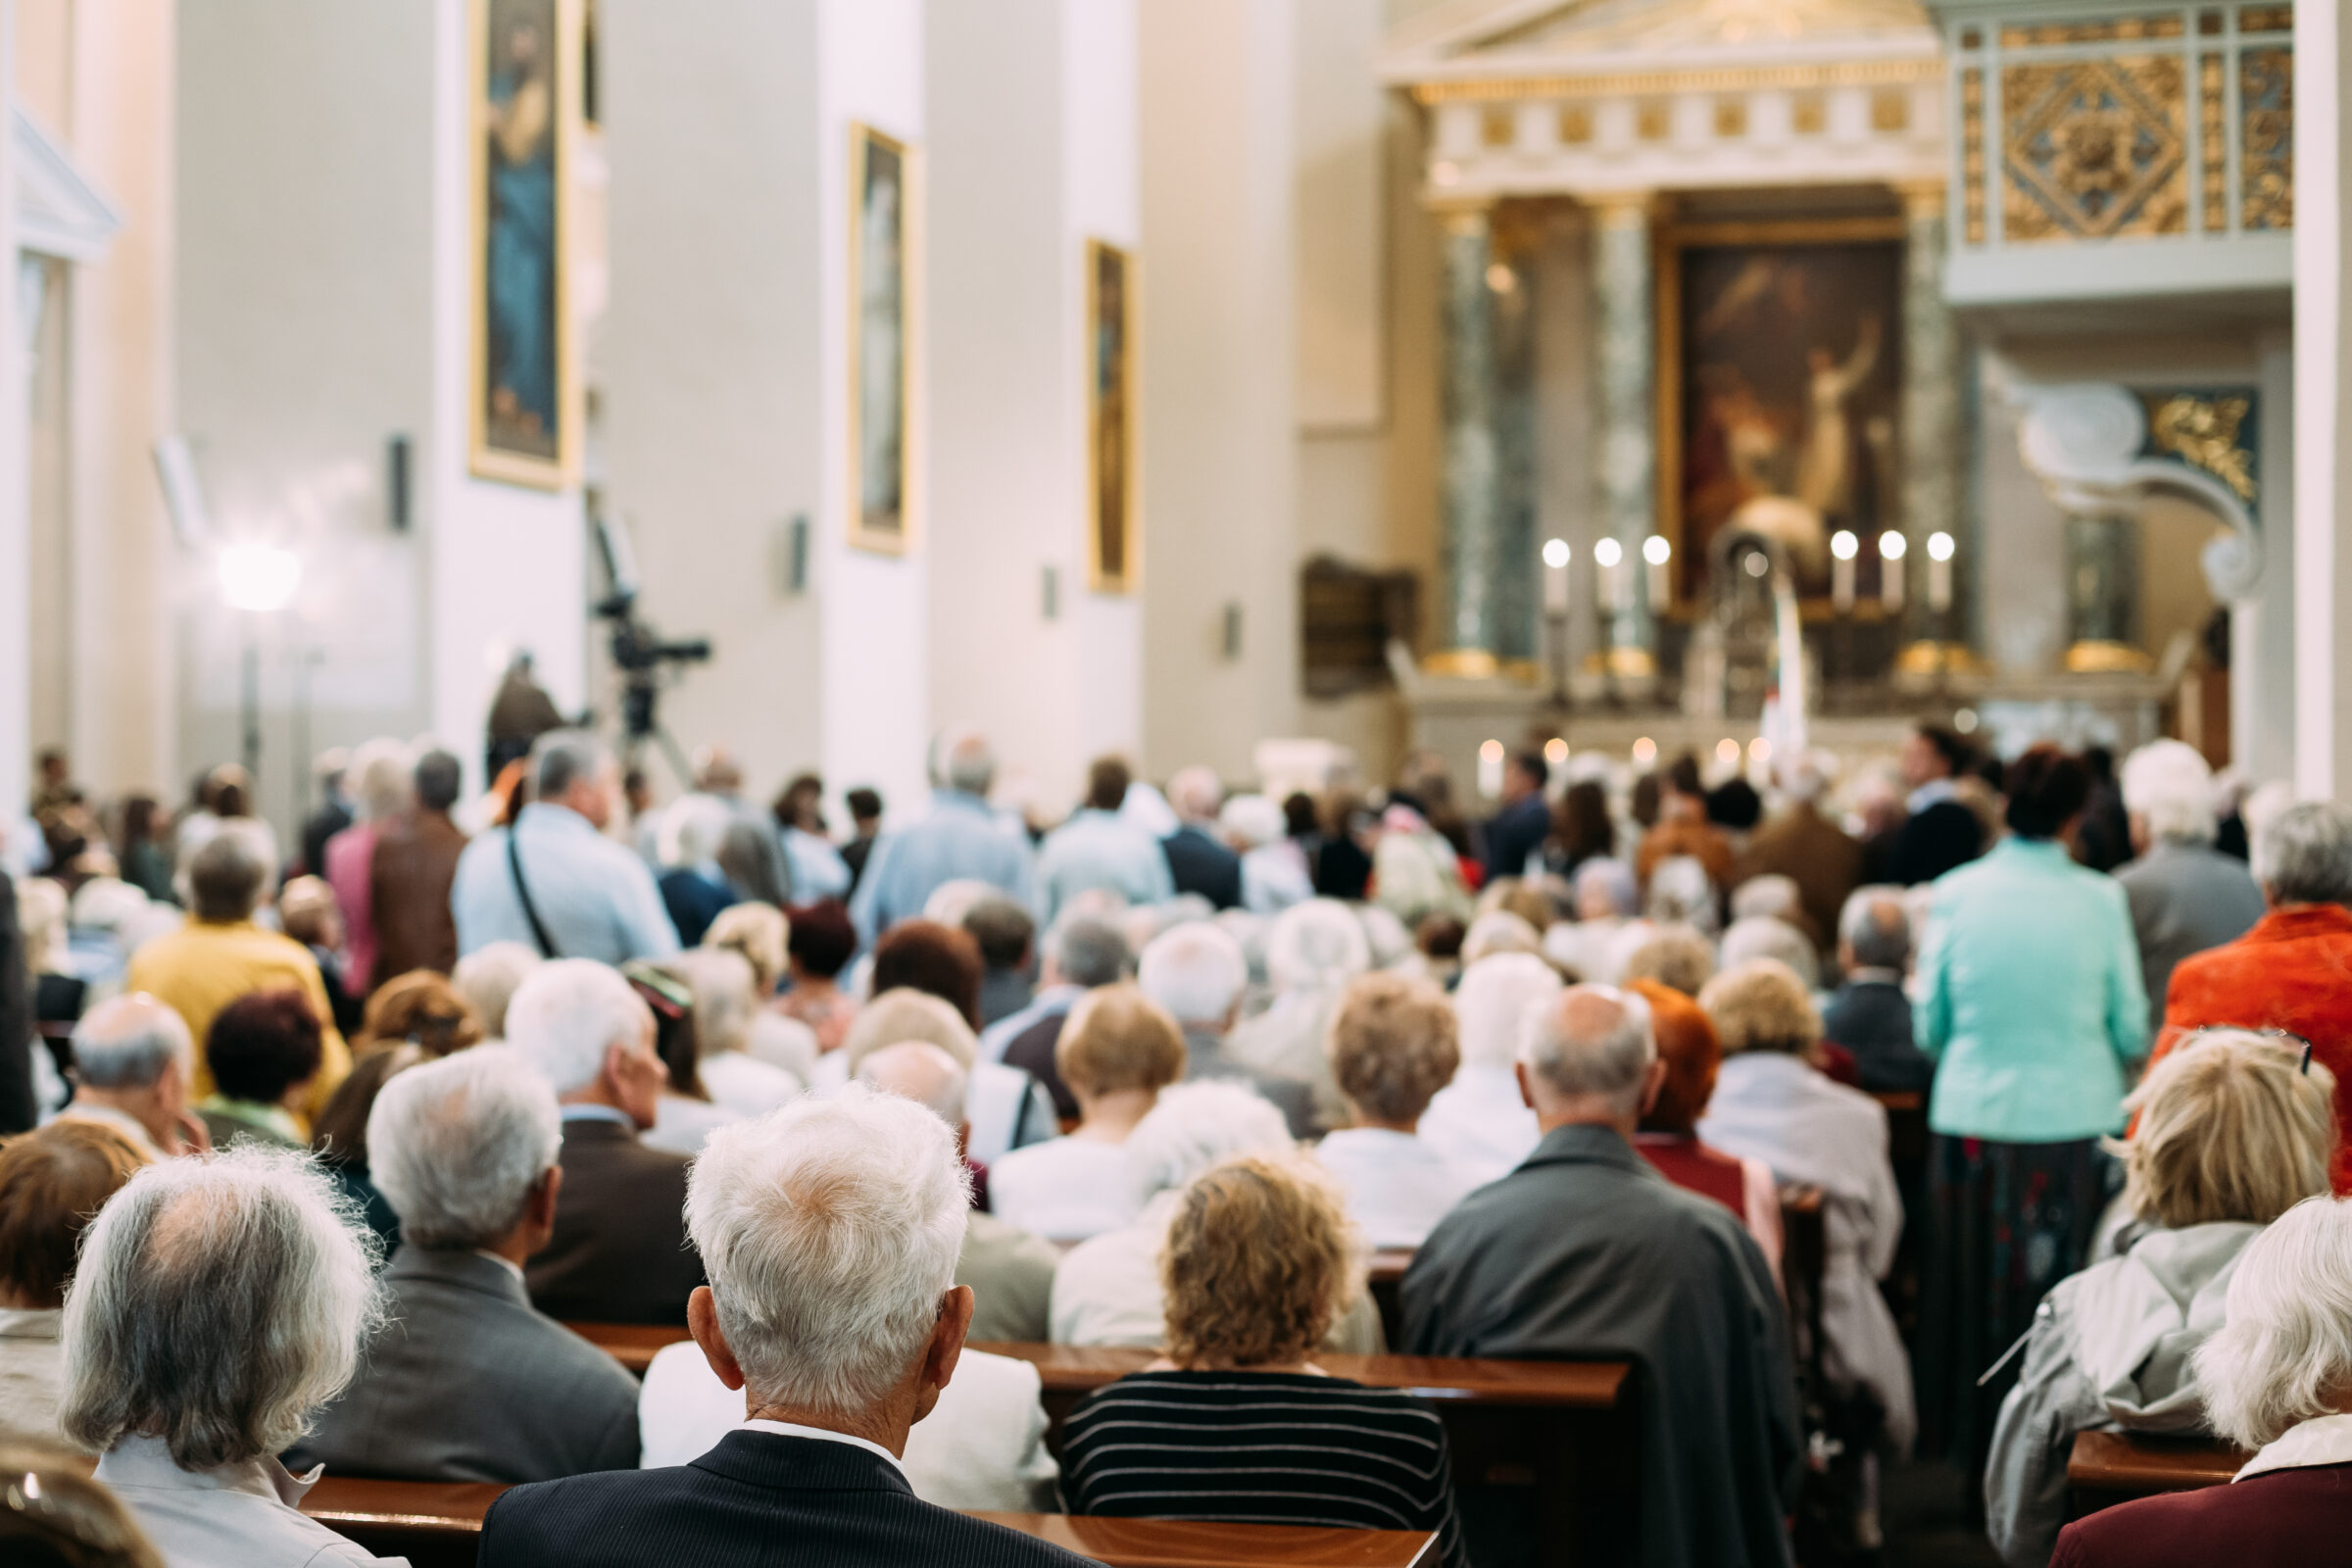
[291, 1247, 641, 1483]
[2115, 841, 2266, 1012]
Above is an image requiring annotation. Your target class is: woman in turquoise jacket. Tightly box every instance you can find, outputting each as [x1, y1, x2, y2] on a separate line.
[1910, 744, 2147, 1485]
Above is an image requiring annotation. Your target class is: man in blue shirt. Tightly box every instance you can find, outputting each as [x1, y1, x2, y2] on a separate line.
[1033, 758, 1175, 925]
[452, 731, 681, 964]
[849, 729, 1034, 944]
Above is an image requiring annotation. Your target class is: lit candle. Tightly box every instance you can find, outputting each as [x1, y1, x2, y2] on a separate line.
[1477, 739, 1505, 800]
[1642, 535, 1672, 612]
[1879, 529, 1907, 612]
[1928, 530, 1955, 612]
[1543, 537, 1571, 613]
[1831, 529, 1857, 613]
[1593, 537, 1626, 612]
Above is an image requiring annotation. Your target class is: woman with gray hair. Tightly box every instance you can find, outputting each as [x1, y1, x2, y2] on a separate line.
[61, 1145, 393, 1567]
[2113, 740, 2264, 1011]
[2047, 1195, 2352, 1565]
[1226, 899, 1372, 1132]
[1986, 1029, 2336, 1567]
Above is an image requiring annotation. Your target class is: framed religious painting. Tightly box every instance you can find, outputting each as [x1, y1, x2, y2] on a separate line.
[848, 122, 914, 555]
[1086, 238, 1138, 593]
[469, 0, 584, 489]
[1656, 220, 1905, 609]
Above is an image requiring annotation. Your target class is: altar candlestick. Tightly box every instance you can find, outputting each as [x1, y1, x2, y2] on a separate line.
[1593, 537, 1626, 612]
[1543, 538, 1571, 612]
[1642, 535, 1672, 612]
[1879, 529, 1906, 612]
[1830, 529, 1857, 613]
[1928, 530, 1955, 612]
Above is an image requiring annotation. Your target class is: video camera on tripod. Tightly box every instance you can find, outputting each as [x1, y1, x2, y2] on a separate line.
[592, 514, 712, 778]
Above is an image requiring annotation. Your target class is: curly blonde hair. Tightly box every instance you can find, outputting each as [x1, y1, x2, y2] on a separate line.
[1325, 972, 1459, 1126]
[1160, 1154, 1361, 1369]
[1696, 958, 1819, 1055]
[2118, 1030, 2337, 1228]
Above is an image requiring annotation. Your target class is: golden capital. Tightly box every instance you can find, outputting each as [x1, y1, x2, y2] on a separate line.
[1893, 178, 1947, 220]
[1584, 189, 1658, 228]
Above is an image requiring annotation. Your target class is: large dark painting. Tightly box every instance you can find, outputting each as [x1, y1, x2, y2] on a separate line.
[1087, 239, 1136, 592]
[1661, 225, 1904, 602]
[471, 0, 579, 488]
[849, 123, 910, 553]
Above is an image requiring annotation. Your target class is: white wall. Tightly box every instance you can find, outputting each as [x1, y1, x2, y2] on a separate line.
[0, 0, 26, 823]
[2295, 0, 2352, 799]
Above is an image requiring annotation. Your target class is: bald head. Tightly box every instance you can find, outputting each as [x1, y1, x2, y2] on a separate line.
[73, 995, 194, 1092]
[1167, 766, 1223, 825]
[1518, 983, 1660, 1131]
[857, 1042, 970, 1130]
[932, 728, 997, 796]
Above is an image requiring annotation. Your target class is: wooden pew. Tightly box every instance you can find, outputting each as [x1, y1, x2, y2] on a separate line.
[298, 1474, 1438, 1567]
[1366, 1249, 1413, 1347]
[564, 1319, 689, 1373]
[2065, 1430, 2247, 1518]
[973, 1341, 1636, 1567]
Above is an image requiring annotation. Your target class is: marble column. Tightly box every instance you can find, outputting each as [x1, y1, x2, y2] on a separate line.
[1437, 205, 1500, 670]
[1897, 180, 1964, 662]
[1589, 193, 1655, 677]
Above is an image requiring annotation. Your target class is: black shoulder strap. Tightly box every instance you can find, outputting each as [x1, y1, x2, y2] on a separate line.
[506, 824, 562, 959]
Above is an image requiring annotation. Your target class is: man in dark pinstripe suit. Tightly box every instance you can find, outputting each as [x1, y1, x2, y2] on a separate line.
[480, 1086, 1085, 1567]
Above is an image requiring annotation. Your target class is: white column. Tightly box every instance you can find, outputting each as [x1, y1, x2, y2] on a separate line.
[0, 0, 25, 824]
[2293, 0, 2352, 798]
[1137, 0, 1298, 778]
[2239, 330, 2295, 781]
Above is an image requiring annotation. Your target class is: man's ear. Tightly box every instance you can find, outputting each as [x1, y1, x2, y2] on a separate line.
[688, 1287, 746, 1394]
[530, 1164, 564, 1229]
[911, 1285, 976, 1428]
[1639, 1057, 1668, 1117]
[1515, 1059, 1537, 1112]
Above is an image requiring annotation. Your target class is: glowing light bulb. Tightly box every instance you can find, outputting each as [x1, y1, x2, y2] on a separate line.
[218, 544, 301, 612]
[1542, 538, 1570, 569]
[1928, 531, 1955, 562]
[1642, 535, 1671, 565]
[1831, 530, 1858, 561]
[1593, 538, 1623, 568]
[1879, 530, 1908, 561]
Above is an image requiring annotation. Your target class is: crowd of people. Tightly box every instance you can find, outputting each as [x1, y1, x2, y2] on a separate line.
[5, 716, 2352, 1568]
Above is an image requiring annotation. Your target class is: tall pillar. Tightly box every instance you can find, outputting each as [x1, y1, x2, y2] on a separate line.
[0, 0, 26, 824]
[1896, 179, 1967, 668]
[2293, 0, 2352, 798]
[1434, 204, 1499, 672]
[1589, 192, 1654, 678]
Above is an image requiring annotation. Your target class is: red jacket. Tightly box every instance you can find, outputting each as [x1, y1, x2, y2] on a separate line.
[2153, 904, 2352, 1193]
[2052, 1462, 2352, 1566]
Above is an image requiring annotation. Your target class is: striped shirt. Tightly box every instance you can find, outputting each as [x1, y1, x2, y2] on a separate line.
[1057, 1371, 1468, 1568]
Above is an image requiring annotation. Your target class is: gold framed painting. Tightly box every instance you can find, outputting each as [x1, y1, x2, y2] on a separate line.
[1655, 218, 1906, 610]
[468, 0, 584, 490]
[1086, 238, 1137, 593]
[848, 122, 914, 555]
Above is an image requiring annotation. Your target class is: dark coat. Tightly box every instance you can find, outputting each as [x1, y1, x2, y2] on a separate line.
[1886, 800, 1984, 887]
[1738, 803, 1864, 955]
[1482, 794, 1552, 883]
[1003, 1011, 1075, 1121]
[2051, 1461, 2352, 1567]
[370, 808, 469, 988]
[526, 1116, 705, 1324]
[293, 1247, 641, 1482]
[1821, 979, 1936, 1093]
[1400, 1123, 1801, 1568]
[480, 1431, 1092, 1568]
[1161, 825, 1243, 910]
[0, 869, 34, 1134]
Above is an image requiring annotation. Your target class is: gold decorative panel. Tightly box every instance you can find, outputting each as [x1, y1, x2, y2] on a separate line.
[1714, 98, 1746, 137]
[1792, 92, 1826, 134]
[2148, 394, 2256, 502]
[2000, 56, 2187, 242]
[1872, 88, 1909, 132]
[2197, 10, 2225, 36]
[1637, 99, 1671, 140]
[1962, 69, 1986, 243]
[2238, 6, 2290, 33]
[1482, 105, 1515, 147]
[2000, 15, 2183, 46]
[2199, 53, 2226, 230]
[1558, 104, 1592, 145]
[2240, 46, 2291, 230]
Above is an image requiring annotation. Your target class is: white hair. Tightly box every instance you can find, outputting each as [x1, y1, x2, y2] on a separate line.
[1044, 915, 1134, 989]
[685, 1085, 969, 1418]
[2121, 739, 2219, 845]
[1520, 984, 1656, 1116]
[1265, 899, 1373, 993]
[930, 728, 997, 796]
[839, 989, 977, 1073]
[1167, 765, 1224, 824]
[672, 947, 759, 1058]
[16, 877, 67, 972]
[60, 1146, 382, 1469]
[921, 878, 996, 927]
[504, 958, 652, 1095]
[1838, 886, 1911, 971]
[1453, 952, 1565, 1070]
[1138, 922, 1250, 1026]
[1719, 916, 1820, 990]
[2193, 1197, 2352, 1449]
[1777, 751, 1835, 804]
[367, 1045, 561, 1250]
[2254, 802, 2352, 906]
[1644, 857, 1719, 934]
[1730, 874, 1803, 926]
[658, 794, 735, 870]
[532, 730, 611, 803]
[1573, 858, 1638, 919]
[452, 941, 543, 1039]
[70, 876, 152, 934]
[856, 1041, 969, 1127]
[1218, 794, 1284, 851]
[1358, 904, 1415, 969]
[1123, 1080, 1295, 1196]
[1461, 909, 1542, 966]
[71, 996, 195, 1091]
[347, 736, 417, 823]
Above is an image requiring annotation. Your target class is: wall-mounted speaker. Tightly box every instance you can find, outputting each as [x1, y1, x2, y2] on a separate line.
[1221, 603, 1244, 661]
[1042, 564, 1059, 622]
[387, 434, 413, 531]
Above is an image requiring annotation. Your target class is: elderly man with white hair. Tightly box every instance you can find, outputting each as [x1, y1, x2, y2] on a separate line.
[2113, 739, 2264, 1011]
[1137, 921, 1315, 1136]
[62, 1147, 397, 1567]
[634, 1047, 1063, 1514]
[1226, 898, 1372, 1133]
[1403, 985, 1800, 1568]
[2047, 1197, 2352, 1564]
[1049, 1080, 1382, 1353]
[1418, 953, 1564, 1184]
[1820, 888, 1936, 1093]
[1220, 794, 1311, 914]
[292, 1047, 643, 1481]
[1159, 764, 1243, 909]
[451, 730, 681, 963]
[505, 957, 706, 1324]
[54, 994, 206, 1157]
[1544, 857, 1640, 982]
[479, 1088, 1089, 1568]
[850, 727, 1036, 945]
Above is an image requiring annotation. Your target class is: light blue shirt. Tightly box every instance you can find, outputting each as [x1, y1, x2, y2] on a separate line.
[849, 790, 1034, 944]
[782, 827, 853, 902]
[452, 803, 681, 965]
[1914, 836, 2148, 1143]
[1033, 809, 1174, 925]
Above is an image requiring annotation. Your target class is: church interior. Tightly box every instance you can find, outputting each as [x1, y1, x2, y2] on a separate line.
[5, 1, 2351, 1567]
